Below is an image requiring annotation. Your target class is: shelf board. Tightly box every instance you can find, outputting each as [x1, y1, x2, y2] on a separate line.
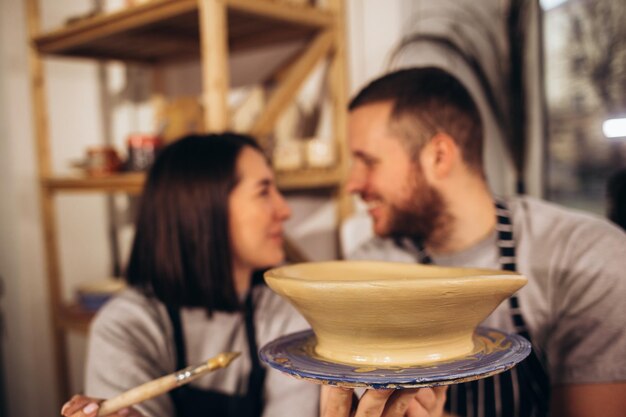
[57, 304, 96, 334]
[275, 166, 343, 191]
[33, 0, 333, 63]
[43, 172, 146, 193]
[42, 167, 342, 193]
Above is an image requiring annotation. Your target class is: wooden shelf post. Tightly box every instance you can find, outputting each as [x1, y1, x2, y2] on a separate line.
[24, 0, 70, 407]
[198, 0, 230, 131]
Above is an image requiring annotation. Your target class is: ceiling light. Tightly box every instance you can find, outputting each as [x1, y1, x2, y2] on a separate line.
[602, 117, 626, 139]
[540, 0, 568, 11]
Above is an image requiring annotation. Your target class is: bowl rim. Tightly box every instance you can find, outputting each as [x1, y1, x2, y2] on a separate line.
[264, 260, 525, 285]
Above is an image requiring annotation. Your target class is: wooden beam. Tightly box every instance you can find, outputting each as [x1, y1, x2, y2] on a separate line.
[250, 29, 333, 141]
[33, 0, 197, 54]
[199, 0, 230, 131]
[227, 0, 333, 28]
[329, 0, 350, 212]
[276, 166, 342, 190]
[327, 0, 352, 256]
[43, 174, 145, 194]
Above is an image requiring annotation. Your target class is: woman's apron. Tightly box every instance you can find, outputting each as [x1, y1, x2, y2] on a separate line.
[166, 290, 266, 417]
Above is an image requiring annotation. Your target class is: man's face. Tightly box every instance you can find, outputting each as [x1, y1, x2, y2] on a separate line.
[346, 101, 448, 242]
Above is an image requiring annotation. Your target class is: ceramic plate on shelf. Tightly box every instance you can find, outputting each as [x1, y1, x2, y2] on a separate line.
[259, 327, 531, 389]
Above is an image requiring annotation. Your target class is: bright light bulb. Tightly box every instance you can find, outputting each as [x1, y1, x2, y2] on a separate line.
[540, 0, 568, 10]
[602, 118, 626, 139]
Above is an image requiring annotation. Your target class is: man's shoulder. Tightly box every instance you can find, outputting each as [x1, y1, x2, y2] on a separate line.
[509, 195, 623, 238]
[510, 195, 595, 220]
[508, 196, 626, 272]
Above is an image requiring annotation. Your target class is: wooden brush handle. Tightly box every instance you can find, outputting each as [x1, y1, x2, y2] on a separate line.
[96, 352, 240, 416]
[98, 374, 177, 416]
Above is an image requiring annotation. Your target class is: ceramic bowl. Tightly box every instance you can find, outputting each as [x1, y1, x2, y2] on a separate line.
[264, 261, 527, 366]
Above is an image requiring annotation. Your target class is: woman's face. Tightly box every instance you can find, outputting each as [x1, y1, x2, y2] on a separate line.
[229, 146, 291, 279]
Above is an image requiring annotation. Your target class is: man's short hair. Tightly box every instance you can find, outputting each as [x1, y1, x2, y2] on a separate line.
[349, 67, 484, 174]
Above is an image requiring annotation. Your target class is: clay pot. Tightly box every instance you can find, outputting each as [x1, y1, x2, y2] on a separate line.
[264, 261, 527, 366]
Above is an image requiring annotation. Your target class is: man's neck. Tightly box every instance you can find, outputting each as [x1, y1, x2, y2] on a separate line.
[426, 182, 496, 255]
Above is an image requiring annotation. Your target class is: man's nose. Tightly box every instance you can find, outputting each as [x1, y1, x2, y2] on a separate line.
[345, 165, 365, 194]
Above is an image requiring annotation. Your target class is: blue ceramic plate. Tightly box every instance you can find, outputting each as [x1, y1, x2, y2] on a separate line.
[259, 327, 531, 389]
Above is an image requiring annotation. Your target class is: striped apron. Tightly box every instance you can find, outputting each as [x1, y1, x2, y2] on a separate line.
[415, 201, 551, 417]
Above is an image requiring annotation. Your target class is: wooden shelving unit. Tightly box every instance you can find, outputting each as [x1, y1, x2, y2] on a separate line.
[42, 167, 343, 193]
[25, 0, 349, 406]
[58, 304, 97, 334]
[33, 0, 334, 61]
[42, 173, 145, 194]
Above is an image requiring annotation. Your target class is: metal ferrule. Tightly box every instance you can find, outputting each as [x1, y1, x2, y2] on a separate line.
[176, 368, 193, 385]
[174, 365, 204, 385]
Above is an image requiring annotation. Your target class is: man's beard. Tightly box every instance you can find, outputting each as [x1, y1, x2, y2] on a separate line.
[386, 176, 452, 247]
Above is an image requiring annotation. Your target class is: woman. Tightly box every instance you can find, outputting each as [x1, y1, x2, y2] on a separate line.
[61, 133, 318, 417]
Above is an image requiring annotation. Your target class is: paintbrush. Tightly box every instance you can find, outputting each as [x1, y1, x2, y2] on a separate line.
[97, 352, 241, 416]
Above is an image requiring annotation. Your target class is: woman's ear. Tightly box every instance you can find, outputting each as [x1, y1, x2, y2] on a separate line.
[419, 133, 460, 181]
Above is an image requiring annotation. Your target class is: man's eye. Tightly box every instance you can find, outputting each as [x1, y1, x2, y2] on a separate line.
[363, 158, 377, 167]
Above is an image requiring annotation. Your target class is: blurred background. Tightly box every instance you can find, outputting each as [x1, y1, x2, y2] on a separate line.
[1, 0, 625, 416]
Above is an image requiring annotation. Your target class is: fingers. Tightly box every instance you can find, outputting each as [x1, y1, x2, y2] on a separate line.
[60, 395, 144, 417]
[406, 386, 449, 417]
[61, 395, 101, 417]
[432, 386, 448, 413]
[320, 386, 357, 417]
[118, 407, 145, 417]
[381, 389, 419, 417]
[320, 385, 449, 417]
[320, 387, 396, 417]
[353, 389, 395, 417]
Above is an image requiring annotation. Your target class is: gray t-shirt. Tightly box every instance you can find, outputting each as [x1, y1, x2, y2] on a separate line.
[349, 196, 626, 385]
[85, 285, 319, 417]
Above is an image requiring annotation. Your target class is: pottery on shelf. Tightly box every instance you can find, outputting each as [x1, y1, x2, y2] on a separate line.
[264, 261, 527, 366]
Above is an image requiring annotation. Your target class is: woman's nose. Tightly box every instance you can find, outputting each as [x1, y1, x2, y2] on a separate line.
[274, 191, 292, 220]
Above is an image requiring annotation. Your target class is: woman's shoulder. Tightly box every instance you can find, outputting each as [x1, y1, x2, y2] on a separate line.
[96, 287, 159, 317]
[253, 284, 311, 340]
[90, 287, 169, 343]
[253, 284, 294, 315]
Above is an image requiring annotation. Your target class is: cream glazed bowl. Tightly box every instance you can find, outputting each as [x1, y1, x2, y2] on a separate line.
[264, 261, 527, 366]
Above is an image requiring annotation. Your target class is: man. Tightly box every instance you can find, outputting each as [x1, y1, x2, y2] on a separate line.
[325, 67, 626, 417]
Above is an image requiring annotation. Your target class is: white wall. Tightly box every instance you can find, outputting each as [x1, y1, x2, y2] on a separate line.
[1, 0, 59, 415]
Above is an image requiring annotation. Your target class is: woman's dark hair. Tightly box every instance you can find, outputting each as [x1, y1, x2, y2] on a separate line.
[126, 133, 262, 315]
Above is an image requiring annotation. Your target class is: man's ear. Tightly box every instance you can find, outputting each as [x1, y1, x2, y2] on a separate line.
[419, 133, 460, 181]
